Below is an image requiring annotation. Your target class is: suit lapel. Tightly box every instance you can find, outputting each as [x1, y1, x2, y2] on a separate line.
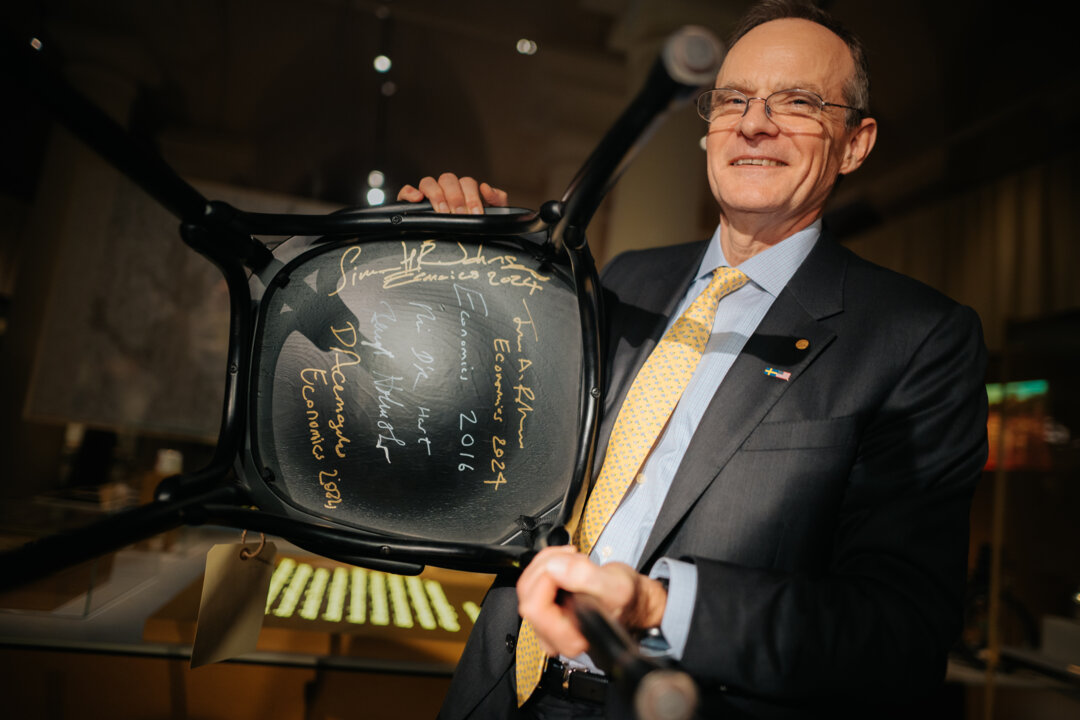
[637, 236, 849, 568]
[593, 242, 708, 474]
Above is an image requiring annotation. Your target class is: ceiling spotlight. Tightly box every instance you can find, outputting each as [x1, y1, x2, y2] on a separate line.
[373, 55, 392, 73]
[366, 187, 386, 206]
[516, 39, 538, 56]
[380, 81, 397, 97]
[368, 170, 385, 188]
[30, 37, 43, 51]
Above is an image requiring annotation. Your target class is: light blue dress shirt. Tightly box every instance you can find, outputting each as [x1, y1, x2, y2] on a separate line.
[569, 220, 820, 671]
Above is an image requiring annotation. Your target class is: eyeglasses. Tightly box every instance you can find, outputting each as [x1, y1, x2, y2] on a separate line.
[696, 88, 863, 129]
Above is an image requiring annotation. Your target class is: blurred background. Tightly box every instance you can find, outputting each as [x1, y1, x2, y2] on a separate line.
[0, 1, 1077, 718]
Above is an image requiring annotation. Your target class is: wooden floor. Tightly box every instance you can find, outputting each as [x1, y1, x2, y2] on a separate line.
[1, 647, 452, 719]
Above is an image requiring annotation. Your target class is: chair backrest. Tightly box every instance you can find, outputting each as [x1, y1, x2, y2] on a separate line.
[241, 227, 591, 551]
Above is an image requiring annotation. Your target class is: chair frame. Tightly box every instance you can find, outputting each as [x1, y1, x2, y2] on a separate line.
[2, 30, 706, 585]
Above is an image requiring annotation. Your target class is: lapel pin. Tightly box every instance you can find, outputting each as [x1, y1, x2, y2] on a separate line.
[764, 367, 792, 381]
[795, 338, 810, 350]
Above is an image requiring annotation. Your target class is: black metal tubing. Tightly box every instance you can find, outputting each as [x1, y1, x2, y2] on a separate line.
[0, 28, 608, 580]
[201, 507, 526, 575]
[151, 224, 258, 503]
[227, 203, 545, 239]
[551, 241, 603, 534]
[0, 484, 242, 592]
[2, 32, 208, 225]
[553, 57, 701, 250]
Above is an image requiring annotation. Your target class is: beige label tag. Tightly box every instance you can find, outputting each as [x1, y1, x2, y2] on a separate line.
[190, 540, 277, 668]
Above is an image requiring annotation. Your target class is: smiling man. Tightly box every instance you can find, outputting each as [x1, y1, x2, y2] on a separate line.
[704, 17, 876, 263]
[408, 2, 988, 718]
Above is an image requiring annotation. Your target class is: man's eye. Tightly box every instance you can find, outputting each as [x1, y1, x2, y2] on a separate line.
[775, 94, 816, 113]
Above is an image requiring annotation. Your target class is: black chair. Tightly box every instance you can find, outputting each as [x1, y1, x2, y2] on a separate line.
[205, 199, 601, 574]
[2, 25, 722, 719]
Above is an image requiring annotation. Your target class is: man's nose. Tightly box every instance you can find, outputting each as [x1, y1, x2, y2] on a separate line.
[738, 98, 779, 135]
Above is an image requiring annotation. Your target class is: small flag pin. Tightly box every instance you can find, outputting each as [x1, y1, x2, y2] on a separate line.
[764, 367, 792, 381]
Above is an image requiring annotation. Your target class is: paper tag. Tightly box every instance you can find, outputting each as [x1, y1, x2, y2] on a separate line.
[190, 540, 277, 668]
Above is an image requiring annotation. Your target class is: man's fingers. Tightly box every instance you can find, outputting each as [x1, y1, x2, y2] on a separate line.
[516, 550, 662, 655]
[545, 554, 621, 598]
[543, 559, 646, 626]
[437, 172, 481, 214]
[480, 182, 509, 207]
[437, 172, 466, 214]
[416, 176, 449, 212]
[517, 546, 589, 657]
[396, 185, 424, 202]
[517, 546, 577, 597]
[400, 174, 510, 213]
[458, 176, 485, 215]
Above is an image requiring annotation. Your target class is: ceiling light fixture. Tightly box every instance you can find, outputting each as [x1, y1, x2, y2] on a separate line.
[366, 187, 386, 206]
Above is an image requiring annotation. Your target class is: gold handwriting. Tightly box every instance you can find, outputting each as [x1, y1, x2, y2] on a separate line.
[328, 326, 361, 458]
[330, 240, 550, 296]
[492, 338, 510, 422]
[513, 298, 538, 352]
[488, 269, 545, 295]
[486, 436, 507, 490]
[514, 383, 534, 449]
[330, 247, 362, 297]
[319, 469, 342, 510]
[300, 368, 328, 461]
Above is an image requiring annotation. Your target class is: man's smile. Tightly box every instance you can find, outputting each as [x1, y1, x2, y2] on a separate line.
[730, 157, 786, 166]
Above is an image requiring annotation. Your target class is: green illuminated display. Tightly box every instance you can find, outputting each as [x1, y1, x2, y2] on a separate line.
[265, 558, 469, 633]
[407, 575, 438, 630]
[424, 578, 460, 632]
[300, 567, 330, 620]
[322, 567, 348, 622]
[986, 379, 1049, 404]
[349, 567, 367, 624]
[369, 570, 390, 626]
[274, 562, 312, 618]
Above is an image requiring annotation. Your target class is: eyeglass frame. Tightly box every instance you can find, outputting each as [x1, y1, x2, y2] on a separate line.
[696, 87, 866, 125]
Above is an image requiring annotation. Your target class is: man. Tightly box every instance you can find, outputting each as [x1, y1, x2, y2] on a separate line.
[400, 2, 987, 717]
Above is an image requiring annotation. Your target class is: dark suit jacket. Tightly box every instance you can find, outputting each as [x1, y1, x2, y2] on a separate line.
[439, 233, 989, 718]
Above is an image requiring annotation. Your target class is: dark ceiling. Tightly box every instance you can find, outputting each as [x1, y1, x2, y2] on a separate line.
[3, 0, 1078, 239]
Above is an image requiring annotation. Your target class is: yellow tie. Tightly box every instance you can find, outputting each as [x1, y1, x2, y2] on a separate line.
[514, 267, 749, 706]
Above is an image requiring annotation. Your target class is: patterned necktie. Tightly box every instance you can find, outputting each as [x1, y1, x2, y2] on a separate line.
[514, 266, 749, 707]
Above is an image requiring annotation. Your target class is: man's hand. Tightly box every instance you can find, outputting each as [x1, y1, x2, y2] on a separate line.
[397, 173, 508, 214]
[517, 546, 668, 657]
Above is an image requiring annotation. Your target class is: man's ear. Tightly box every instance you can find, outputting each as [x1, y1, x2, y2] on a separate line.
[839, 116, 877, 175]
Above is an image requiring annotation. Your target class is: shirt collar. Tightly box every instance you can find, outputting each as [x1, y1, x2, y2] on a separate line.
[697, 220, 821, 298]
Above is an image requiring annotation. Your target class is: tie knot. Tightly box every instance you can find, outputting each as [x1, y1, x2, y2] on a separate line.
[705, 266, 748, 300]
